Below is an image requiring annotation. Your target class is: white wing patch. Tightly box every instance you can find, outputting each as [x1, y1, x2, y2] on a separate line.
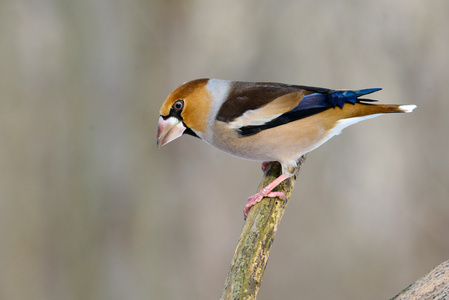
[228, 108, 283, 129]
[227, 91, 304, 129]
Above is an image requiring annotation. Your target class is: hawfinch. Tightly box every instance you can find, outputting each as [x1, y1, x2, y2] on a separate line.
[157, 79, 416, 217]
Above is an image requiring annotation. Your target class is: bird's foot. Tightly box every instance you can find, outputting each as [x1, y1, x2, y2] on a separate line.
[243, 190, 287, 219]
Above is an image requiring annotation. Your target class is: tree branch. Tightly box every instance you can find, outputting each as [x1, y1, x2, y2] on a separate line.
[221, 156, 306, 300]
[220, 155, 449, 300]
[390, 259, 449, 300]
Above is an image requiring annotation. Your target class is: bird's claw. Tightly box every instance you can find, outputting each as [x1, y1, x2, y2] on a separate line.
[243, 191, 287, 220]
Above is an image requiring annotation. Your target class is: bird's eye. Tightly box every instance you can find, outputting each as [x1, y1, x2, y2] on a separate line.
[173, 100, 184, 111]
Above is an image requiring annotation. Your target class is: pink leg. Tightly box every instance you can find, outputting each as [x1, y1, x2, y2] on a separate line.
[244, 173, 288, 219]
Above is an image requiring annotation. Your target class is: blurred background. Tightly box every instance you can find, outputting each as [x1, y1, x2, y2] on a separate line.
[0, 0, 448, 299]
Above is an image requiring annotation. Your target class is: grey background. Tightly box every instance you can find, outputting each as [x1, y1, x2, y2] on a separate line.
[1, 0, 448, 299]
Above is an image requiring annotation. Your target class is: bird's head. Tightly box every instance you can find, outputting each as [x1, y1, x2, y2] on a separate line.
[157, 79, 212, 147]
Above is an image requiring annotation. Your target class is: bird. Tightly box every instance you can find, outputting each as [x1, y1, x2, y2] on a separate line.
[157, 78, 416, 218]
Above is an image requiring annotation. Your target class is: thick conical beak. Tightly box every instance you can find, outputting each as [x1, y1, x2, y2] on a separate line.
[157, 116, 186, 148]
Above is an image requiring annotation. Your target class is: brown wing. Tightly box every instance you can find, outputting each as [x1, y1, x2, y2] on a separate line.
[216, 81, 327, 122]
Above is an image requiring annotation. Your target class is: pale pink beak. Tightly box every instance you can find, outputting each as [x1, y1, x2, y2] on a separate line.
[157, 116, 186, 148]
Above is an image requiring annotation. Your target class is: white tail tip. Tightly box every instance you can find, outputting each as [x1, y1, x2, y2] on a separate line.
[399, 104, 417, 113]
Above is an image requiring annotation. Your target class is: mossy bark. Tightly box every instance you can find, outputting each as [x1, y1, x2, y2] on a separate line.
[221, 155, 448, 300]
[221, 156, 306, 300]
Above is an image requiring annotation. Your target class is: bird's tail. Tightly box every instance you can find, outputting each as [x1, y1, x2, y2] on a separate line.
[397, 104, 417, 113]
[328, 103, 417, 138]
[330, 87, 417, 115]
[344, 103, 417, 119]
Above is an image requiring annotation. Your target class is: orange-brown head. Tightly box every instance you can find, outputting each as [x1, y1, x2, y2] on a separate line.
[157, 79, 213, 147]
